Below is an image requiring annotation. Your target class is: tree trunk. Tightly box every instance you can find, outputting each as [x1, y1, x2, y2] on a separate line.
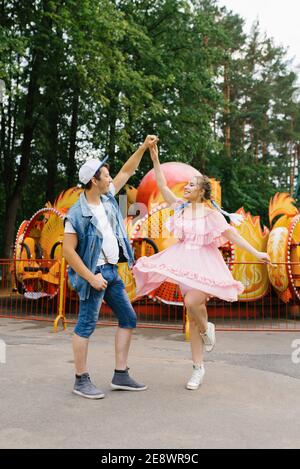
[3, 57, 39, 257]
[223, 63, 231, 157]
[46, 105, 59, 203]
[4, 76, 15, 200]
[0, 104, 5, 177]
[295, 143, 300, 200]
[262, 141, 267, 162]
[106, 95, 118, 174]
[2, 0, 51, 257]
[3, 193, 19, 258]
[67, 90, 79, 187]
[262, 113, 268, 162]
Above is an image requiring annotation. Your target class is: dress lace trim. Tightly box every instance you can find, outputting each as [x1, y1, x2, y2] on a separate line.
[137, 257, 244, 291]
[179, 225, 235, 246]
[165, 214, 236, 246]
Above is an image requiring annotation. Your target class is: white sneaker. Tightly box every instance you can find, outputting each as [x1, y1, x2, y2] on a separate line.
[186, 365, 205, 390]
[201, 322, 216, 352]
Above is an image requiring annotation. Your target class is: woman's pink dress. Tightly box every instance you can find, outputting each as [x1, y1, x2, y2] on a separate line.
[133, 205, 245, 302]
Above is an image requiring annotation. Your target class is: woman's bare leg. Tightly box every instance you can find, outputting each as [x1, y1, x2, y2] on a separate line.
[184, 290, 209, 365]
[188, 318, 204, 364]
[185, 290, 208, 334]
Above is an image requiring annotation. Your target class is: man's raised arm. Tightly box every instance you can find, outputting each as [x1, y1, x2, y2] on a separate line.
[112, 135, 158, 194]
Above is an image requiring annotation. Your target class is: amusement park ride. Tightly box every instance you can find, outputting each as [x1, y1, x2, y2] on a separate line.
[13, 162, 300, 312]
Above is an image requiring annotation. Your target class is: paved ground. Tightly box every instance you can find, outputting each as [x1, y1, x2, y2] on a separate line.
[0, 318, 300, 449]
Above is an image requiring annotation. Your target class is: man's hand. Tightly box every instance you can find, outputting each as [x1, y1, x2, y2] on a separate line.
[142, 135, 158, 150]
[89, 273, 108, 291]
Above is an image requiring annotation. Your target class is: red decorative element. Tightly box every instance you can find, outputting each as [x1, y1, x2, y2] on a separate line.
[136, 162, 201, 208]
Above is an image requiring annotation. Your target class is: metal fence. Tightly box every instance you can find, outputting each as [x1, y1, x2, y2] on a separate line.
[0, 259, 299, 332]
[0, 259, 62, 325]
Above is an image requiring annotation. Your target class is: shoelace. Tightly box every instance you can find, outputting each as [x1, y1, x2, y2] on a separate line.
[81, 374, 93, 386]
[189, 369, 203, 384]
[85, 375, 98, 390]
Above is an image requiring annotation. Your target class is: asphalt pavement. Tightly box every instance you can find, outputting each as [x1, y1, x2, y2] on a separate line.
[0, 318, 300, 449]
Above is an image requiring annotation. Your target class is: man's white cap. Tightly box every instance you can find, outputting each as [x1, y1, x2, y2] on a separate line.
[78, 156, 109, 184]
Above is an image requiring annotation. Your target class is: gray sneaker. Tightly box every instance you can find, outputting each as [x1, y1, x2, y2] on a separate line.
[111, 368, 147, 391]
[73, 373, 105, 399]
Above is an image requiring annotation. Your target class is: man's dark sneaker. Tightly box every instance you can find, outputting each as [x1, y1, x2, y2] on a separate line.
[111, 368, 147, 391]
[73, 373, 105, 399]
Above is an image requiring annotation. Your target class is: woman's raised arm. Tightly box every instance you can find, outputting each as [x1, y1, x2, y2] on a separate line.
[150, 144, 179, 205]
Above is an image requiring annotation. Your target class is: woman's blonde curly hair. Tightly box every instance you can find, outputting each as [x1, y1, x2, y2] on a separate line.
[195, 175, 212, 201]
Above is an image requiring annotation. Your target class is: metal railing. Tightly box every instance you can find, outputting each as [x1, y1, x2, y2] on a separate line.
[0, 259, 299, 332]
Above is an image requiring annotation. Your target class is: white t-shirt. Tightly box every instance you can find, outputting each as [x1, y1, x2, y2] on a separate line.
[64, 183, 119, 266]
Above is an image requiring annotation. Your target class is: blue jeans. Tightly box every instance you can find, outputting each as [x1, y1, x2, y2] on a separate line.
[74, 264, 137, 338]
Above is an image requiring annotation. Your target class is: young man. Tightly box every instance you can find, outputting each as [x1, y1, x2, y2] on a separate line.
[63, 135, 158, 399]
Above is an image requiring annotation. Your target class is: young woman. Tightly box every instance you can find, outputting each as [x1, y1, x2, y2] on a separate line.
[133, 144, 271, 391]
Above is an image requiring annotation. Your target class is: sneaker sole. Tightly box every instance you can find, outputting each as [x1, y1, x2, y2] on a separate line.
[186, 377, 204, 390]
[186, 384, 202, 390]
[205, 343, 216, 353]
[110, 384, 148, 391]
[73, 389, 105, 399]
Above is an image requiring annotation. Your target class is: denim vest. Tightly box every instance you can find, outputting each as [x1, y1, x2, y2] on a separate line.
[66, 190, 134, 300]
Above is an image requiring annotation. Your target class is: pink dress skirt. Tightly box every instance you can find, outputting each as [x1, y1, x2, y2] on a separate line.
[132, 206, 245, 302]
